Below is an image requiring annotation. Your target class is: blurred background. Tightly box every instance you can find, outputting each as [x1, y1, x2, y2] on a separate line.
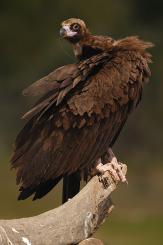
[0, 0, 163, 244]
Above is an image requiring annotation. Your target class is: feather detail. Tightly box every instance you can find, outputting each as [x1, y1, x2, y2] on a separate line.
[11, 31, 153, 200]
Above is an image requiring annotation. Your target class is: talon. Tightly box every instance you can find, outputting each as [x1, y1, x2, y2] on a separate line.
[95, 148, 127, 184]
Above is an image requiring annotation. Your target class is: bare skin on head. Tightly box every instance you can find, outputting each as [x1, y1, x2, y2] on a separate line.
[60, 18, 114, 60]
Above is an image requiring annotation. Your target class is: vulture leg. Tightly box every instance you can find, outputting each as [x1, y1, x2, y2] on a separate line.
[95, 148, 127, 183]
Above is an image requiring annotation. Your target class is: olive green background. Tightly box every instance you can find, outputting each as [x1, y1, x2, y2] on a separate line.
[0, 0, 163, 244]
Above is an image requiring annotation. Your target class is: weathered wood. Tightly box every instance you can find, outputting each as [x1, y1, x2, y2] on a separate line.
[0, 164, 127, 245]
[78, 238, 104, 245]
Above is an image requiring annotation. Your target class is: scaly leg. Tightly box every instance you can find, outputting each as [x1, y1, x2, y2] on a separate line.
[96, 148, 127, 183]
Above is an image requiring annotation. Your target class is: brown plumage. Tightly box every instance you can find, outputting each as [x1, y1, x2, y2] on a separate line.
[11, 18, 153, 201]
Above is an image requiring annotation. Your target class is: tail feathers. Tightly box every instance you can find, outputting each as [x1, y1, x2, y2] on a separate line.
[62, 172, 80, 204]
[18, 186, 36, 200]
[18, 176, 62, 201]
[18, 172, 80, 202]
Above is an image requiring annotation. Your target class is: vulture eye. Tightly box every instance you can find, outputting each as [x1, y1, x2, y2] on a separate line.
[72, 23, 80, 32]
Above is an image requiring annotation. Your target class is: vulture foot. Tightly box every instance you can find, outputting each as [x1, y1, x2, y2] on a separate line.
[96, 148, 128, 184]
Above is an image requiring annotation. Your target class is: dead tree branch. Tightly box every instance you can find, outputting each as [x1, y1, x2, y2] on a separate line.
[0, 164, 127, 245]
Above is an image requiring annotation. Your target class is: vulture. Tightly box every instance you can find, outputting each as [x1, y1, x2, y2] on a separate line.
[11, 18, 153, 203]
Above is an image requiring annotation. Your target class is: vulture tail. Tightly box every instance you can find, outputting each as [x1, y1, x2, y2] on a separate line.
[62, 172, 81, 204]
[18, 176, 62, 201]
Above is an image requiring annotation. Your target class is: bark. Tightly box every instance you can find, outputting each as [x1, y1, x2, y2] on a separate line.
[0, 164, 127, 245]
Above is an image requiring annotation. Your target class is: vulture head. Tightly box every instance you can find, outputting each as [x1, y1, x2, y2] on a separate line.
[60, 18, 89, 43]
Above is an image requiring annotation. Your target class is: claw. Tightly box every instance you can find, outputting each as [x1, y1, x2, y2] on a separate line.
[95, 148, 128, 184]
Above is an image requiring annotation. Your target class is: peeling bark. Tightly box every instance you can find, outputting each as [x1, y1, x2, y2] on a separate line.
[0, 165, 127, 245]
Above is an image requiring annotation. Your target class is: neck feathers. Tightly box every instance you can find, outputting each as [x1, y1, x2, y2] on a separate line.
[73, 34, 114, 60]
[72, 35, 153, 62]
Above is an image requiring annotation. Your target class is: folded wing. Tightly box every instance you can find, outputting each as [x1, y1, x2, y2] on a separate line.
[11, 37, 152, 200]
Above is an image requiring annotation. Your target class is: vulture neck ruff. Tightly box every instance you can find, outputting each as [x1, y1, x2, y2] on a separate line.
[73, 34, 114, 61]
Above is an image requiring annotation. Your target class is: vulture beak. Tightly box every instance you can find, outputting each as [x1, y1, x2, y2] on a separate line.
[60, 26, 77, 38]
[60, 27, 67, 37]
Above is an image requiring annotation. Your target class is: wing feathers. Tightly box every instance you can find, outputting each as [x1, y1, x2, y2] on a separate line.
[11, 36, 152, 200]
[21, 52, 111, 121]
[23, 64, 78, 97]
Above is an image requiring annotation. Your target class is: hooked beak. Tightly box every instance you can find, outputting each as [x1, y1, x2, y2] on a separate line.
[60, 26, 77, 38]
[60, 27, 67, 37]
